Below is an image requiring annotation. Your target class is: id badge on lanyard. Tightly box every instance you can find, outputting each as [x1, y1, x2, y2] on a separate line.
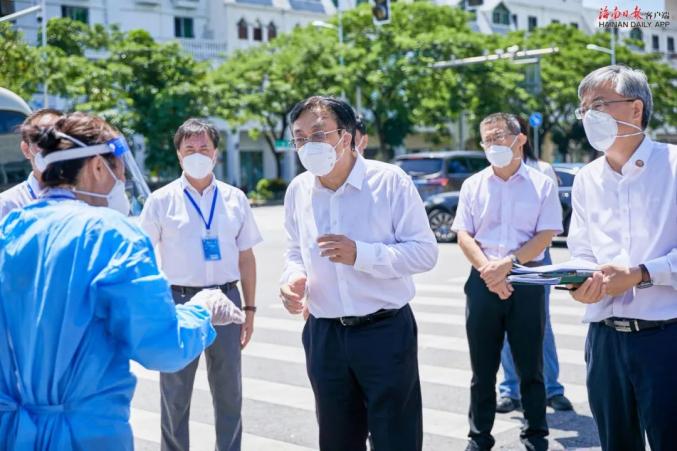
[184, 186, 222, 262]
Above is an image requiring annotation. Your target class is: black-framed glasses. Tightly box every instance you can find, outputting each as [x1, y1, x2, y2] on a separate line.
[575, 98, 637, 120]
[290, 129, 343, 149]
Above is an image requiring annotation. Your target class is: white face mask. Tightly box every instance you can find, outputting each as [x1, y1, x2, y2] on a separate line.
[486, 136, 519, 168]
[182, 153, 215, 179]
[582, 110, 644, 152]
[74, 159, 130, 216]
[298, 134, 346, 177]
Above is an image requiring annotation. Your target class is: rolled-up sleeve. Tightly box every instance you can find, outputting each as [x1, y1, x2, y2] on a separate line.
[138, 195, 161, 246]
[353, 175, 438, 279]
[536, 179, 564, 233]
[235, 191, 263, 251]
[451, 180, 474, 234]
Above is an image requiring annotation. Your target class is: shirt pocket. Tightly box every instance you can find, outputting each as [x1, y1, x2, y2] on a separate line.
[162, 213, 195, 241]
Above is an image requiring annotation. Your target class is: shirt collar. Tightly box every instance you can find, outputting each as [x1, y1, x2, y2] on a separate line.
[180, 173, 216, 196]
[26, 172, 42, 194]
[487, 161, 528, 183]
[621, 135, 653, 177]
[345, 153, 366, 191]
[313, 152, 365, 192]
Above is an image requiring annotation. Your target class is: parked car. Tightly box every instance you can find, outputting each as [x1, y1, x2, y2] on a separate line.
[394, 151, 489, 200]
[553, 163, 585, 237]
[424, 162, 587, 243]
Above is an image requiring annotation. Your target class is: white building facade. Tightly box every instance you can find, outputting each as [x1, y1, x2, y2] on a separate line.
[4, 0, 334, 187]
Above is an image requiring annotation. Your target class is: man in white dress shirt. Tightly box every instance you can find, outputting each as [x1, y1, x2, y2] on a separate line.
[452, 112, 563, 451]
[140, 118, 262, 451]
[279, 96, 438, 451]
[0, 108, 61, 219]
[567, 65, 677, 451]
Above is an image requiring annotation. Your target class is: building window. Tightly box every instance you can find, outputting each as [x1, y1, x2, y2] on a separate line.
[238, 19, 248, 40]
[61, 6, 89, 24]
[267, 22, 277, 40]
[629, 27, 643, 42]
[253, 21, 263, 41]
[551, 19, 560, 24]
[528, 16, 537, 31]
[511, 14, 517, 27]
[467, 0, 483, 6]
[1, 0, 16, 17]
[492, 4, 510, 26]
[652, 35, 659, 51]
[570, 22, 578, 29]
[174, 17, 194, 38]
[668, 37, 675, 53]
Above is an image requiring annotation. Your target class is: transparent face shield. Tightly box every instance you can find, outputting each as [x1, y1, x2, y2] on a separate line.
[34, 134, 151, 216]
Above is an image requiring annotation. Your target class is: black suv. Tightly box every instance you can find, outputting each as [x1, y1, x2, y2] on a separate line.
[423, 162, 586, 243]
[394, 151, 489, 200]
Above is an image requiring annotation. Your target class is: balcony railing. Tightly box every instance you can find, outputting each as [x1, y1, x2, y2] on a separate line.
[173, 38, 229, 61]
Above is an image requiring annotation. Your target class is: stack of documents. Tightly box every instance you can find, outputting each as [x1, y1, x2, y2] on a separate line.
[508, 259, 599, 286]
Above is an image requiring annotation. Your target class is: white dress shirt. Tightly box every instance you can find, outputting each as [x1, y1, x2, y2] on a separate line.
[281, 154, 439, 318]
[526, 158, 558, 186]
[452, 163, 563, 261]
[567, 137, 677, 322]
[0, 173, 41, 220]
[140, 174, 263, 287]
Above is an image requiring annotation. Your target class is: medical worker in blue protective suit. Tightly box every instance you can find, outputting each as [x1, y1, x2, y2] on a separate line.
[0, 112, 246, 451]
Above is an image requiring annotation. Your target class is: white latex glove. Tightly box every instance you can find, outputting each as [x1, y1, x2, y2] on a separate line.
[187, 289, 246, 326]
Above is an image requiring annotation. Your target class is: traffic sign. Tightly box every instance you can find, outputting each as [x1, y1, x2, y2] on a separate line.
[275, 139, 292, 153]
[529, 112, 543, 128]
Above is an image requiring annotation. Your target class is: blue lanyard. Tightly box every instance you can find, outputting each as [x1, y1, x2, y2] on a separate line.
[25, 182, 37, 200]
[183, 187, 219, 231]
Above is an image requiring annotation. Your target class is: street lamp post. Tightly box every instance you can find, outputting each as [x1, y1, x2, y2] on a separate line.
[312, 18, 345, 99]
[586, 21, 617, 65]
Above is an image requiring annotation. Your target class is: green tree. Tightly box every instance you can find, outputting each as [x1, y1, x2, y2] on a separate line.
[499, 23, 677, 160]
[0, 22, 41, 99]
[43, 21, 211, 174]
[210, 27, 342, 177]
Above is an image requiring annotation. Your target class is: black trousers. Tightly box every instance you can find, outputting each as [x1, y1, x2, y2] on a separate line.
[465, 268, 548, 450]
[302, 304, 423, 451]
[586, 321, 677, 451]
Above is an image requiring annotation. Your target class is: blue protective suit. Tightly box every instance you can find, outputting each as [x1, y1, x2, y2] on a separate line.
[0, 197, 216, 450]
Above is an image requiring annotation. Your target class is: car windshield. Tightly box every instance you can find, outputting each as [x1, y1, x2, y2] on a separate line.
[555, 170, 576, 187]
[395, 158, 443, 176]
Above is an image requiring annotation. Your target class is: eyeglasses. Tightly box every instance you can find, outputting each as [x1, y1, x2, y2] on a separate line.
[575, 98, 637, 120]
[480, 132, 515, 149]
[290, 129, 343, 149]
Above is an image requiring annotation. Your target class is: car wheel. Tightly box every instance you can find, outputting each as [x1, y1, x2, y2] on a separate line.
[428, 209, 456, 243]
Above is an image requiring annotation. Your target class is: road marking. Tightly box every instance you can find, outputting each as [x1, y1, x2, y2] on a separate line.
[131, 363, 518, 440]
[130, 406, 316, 451]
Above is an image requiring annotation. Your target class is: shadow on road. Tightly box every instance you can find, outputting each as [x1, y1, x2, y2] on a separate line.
[547, 410, 600, 449]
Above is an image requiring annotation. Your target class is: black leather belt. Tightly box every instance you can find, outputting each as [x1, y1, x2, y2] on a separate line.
[336, 308, 400, 327]
[602, 317, 677, 333]
[171, 282, 238, 298]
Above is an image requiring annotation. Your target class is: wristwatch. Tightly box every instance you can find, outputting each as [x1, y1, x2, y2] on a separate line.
[637, 264, 653, 289]
[242, 306, 257, 313]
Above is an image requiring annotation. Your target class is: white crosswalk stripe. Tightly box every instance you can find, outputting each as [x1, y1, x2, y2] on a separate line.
[131, 278, 592, 450]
